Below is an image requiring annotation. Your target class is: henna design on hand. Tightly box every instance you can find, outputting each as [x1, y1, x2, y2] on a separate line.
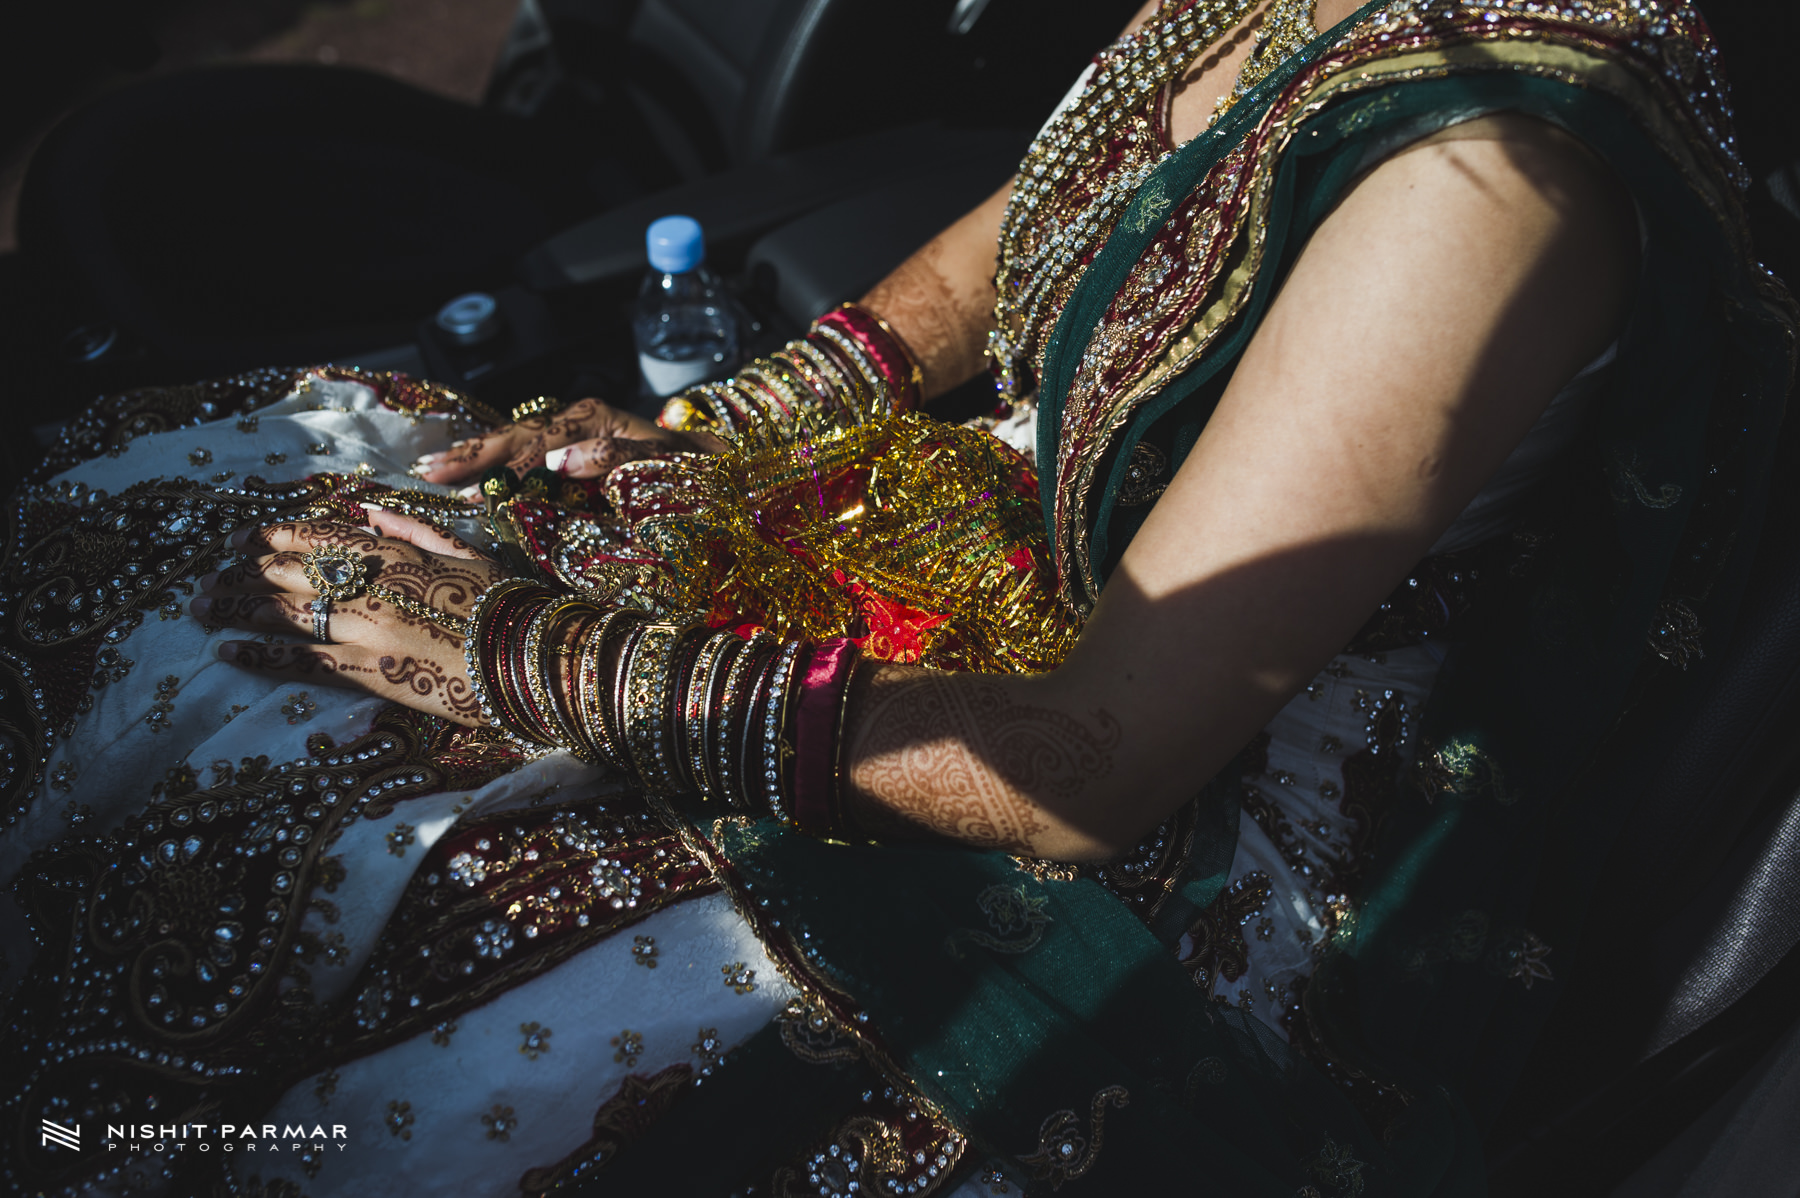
[378, 654, 482, 720]
[847, 669, 1121, 853]
[225, 641, 369, 680]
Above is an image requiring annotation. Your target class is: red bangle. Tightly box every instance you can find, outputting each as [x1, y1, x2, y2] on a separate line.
[789, 638, 861, 841]
[814, 303, 923, 413]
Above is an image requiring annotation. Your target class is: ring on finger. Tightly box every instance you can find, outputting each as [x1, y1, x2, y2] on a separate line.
[511, 396, 563, 423]
[300, 545, 368, 602]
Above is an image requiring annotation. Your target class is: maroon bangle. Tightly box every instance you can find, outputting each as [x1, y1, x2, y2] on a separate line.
[814, 303, 922, 413]
[789, 638, 861, 841]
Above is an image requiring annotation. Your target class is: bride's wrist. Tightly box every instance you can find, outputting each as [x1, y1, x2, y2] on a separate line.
[655, 301, 921, 441]
[470, 584, 866, 840]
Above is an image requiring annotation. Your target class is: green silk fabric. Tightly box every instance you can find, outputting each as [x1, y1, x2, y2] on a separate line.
[605, 9, 1791, 1195]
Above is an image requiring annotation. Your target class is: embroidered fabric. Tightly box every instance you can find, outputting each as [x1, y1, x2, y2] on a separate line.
[1, 0, 1775, 1193]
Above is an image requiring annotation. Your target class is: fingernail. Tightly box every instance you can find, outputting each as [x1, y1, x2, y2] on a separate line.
[217, 641, 239, 662]
[228, 527, 252, 549]
[197, 571, 219, 591]
[190, 595, 213, 618]
[414, 452, 442, 466]
[545, 446, 571, 473]
[457, 485, 482, 502]
[360, 503, 382, 516]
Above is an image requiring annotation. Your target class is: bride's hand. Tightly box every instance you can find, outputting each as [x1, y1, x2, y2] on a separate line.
[193, 512, 513, 726]
[412, 396, 723, 495]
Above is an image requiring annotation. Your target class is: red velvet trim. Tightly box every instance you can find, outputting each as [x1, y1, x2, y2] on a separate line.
[790, 637, 859, 839]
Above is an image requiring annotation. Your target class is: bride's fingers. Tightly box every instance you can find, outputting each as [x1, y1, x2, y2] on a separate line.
[544, 435, 665, 479]
[360, 505, 485, 560]
[202, 553, 311, 595]
[415, 399, 607, 484]
[232, 520, 387, 558]
[191, 590, 308, 631]
[411, 432, 510, 484]
[216, 639, 374, 690]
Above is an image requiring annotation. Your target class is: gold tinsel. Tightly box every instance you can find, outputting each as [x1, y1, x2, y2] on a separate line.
[643, 413, 1082, 674]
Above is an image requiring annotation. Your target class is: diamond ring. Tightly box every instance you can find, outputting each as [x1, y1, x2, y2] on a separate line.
[298, 543, 472, 638]
[300, 547, 367, 643]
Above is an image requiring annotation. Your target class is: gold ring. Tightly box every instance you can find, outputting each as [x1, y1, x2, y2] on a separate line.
[511, 396, 564, 423]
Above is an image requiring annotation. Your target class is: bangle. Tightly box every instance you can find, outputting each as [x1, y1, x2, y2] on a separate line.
[737, 642, 780, 812]
[761, 641, 803, 822]
[576, 607, 647, 768]
[816, 303, 922, 412]
[654, 300, 914, 443]
[623, 622, 703, 794]
[526, 597, 600, 754]
[665, 628, 711, 791]
[686, 632, 738, 798]
[716, 632, 769, 808]
[466, 580, 561, 748]
[789, 638, 862, 841]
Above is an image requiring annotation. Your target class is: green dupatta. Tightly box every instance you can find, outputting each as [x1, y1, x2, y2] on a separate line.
[604, 4, 1795, 1195]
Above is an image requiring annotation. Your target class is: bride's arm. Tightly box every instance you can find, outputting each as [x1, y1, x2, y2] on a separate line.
[842, 114, 1637, 860]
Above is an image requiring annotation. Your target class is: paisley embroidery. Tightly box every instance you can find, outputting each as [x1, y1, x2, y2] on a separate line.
[1015, 1085, 1130, 1189]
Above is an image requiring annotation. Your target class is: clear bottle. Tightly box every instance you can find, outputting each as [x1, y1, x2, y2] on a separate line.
[632, 215, 741, 398]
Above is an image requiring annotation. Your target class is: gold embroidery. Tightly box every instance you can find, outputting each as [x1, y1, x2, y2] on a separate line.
[1305, 1133, 1367, 1197]
[144, 674, 180, 733]
[282, 692, 318, 724]
[1115, 442, 1169, 507]
[384, 1100, 415, 1140]
[721, 962, 758, 994]
[944, 883, 1053, 958]
[519, 1021, 553, 1059]
[772, 1117, 906, 1198]
[610, 1029, 644, 1066]
[1410, 740, 1518, 807]
[1125, 176, 1173, 235]
[778, 994, 863, 1065]
[1015, 1086, 1130, 1189]
[481, 1104, 519, 1142]
[691, 1027, 728, 1073]
[384, 822, 416, 857]
[1047, 2, 1753, 609]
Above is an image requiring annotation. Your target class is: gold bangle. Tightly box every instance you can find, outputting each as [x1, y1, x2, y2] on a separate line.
[577, 607, 646, 768]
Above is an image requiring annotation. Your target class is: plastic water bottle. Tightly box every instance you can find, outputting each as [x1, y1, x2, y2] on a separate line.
[633, 215, 741, 397]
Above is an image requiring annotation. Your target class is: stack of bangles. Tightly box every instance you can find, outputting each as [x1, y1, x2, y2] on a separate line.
[465, 580, 863, 842]
[657, 302, 922, 438]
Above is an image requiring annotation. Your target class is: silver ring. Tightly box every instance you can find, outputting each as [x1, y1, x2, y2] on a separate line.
[311, 598, 330, 643]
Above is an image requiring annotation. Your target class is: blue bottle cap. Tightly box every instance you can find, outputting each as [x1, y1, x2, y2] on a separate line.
[646, 215, 705, 274]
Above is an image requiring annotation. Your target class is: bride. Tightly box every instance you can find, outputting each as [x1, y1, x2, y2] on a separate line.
[3, 0, 1791, 1194]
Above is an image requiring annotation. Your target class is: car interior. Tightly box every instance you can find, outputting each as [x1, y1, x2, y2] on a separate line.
[0, 1, 1795, 1193]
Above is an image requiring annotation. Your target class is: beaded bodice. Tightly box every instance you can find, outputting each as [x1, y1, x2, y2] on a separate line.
[993, 0, 1750, 609]
[990, 0, 1271, 405]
